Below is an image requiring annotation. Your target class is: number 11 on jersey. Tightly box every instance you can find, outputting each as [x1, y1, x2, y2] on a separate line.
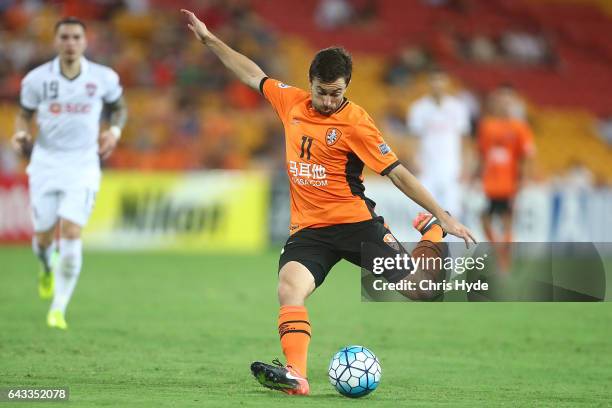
[300, 136, 313, 160]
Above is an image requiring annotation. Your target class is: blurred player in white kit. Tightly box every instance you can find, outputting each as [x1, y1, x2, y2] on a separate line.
[407, 68, 470, 218]
[11, 17, 127, 330]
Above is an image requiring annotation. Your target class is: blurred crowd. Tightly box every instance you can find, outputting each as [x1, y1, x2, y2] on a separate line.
[0, 0, 609, 186]
[0, 0, 288, 172]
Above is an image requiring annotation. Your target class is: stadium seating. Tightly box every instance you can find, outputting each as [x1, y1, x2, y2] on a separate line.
[253, 0, 612, 183]
[0, 0, 610, 183]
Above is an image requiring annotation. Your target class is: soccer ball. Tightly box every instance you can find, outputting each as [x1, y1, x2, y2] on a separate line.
[328, 345, 381, 398]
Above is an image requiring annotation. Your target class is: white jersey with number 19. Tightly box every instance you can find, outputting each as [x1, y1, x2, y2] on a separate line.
[20, 56, 122, 191]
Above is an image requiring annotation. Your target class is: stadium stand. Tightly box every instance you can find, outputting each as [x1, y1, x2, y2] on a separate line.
[0, 0, 610, 182]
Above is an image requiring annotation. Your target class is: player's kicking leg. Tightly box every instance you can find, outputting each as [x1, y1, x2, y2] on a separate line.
[47, 218, 84, 330]
[391, 212, 449, 300]
[250, 261, 314, 395]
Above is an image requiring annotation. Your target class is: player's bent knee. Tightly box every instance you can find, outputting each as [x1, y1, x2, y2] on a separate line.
[61, 229, 81, 240]
[60, 219, 82, 240]
[278, 280, 310, 305]
[278, 261, 316, 305]
[278, 281, 302, 305]
[35, 230, 55, 247]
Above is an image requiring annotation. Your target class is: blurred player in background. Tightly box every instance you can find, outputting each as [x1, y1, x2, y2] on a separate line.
[11, 17, 127, 330]
[477, 84, 535, 270]
[182, 9, 475, 396]
[408, 67, 470, 218]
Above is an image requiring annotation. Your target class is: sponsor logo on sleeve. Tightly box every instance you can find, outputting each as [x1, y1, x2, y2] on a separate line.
[378, 143, 391, 155]
[277, 82, 291, 89]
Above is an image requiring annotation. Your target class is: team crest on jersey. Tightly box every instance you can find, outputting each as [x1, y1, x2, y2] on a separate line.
[383, 233, 400, 251]
[277, 82, 291, 89]
[85, 82, 97, 97]
[325, 128, 342, 146]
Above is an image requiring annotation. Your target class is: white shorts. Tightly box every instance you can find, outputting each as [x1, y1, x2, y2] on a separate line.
[29, 187, 97, 232]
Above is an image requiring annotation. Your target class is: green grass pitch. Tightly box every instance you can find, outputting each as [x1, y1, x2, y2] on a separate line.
[1, 247, 611, 407]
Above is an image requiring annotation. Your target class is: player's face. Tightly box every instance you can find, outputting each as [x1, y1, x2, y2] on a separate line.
[493, 89, 514, 117]
[429, 73, 448, 97]
[310, 77, 347, 116]
[55, 24, 87, 63]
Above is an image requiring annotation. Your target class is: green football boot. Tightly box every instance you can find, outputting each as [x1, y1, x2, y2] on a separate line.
[38, 251, 58, 299]
[47, 309, 67, 330]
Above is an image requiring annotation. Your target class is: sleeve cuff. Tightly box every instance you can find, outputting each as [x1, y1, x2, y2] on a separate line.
[104, 90, 123, 105]
[380, 160, 400, 176]
[104, 95, 123, 106]
[259, 77, 269, 95]
[20, 103, 36, 113]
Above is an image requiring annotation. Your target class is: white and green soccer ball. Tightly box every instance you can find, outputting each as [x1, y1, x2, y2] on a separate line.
[328, 345, 381, 398]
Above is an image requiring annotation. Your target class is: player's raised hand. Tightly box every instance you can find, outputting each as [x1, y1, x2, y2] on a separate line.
[11, 130, 33, 157]
[180, 9, 211, 43]
[98, 129, 119, 160]
[439, 213, 477, 247]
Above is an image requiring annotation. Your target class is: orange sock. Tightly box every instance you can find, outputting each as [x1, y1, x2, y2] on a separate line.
[422, 224, 443, 243]
[278, 305, 311, 377]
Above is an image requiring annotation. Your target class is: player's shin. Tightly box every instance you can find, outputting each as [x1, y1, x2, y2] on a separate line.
[405, 239, 448, 300]
[32, 236, 56, 273]
[278, 305, 311, 377]
[50, 238, 83, 314]
[481, 214, 496, 242]
[394, 225, 448, 301]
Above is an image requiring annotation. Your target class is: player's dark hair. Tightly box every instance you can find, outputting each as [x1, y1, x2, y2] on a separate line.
[309, 47, 352, 86]
[54, 17, 86, 33]
[497, 82, 515, 91]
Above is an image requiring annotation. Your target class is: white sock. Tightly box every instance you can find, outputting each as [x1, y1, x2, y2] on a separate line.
[50, 238, 83, 314]
[32, 237, 56, 273]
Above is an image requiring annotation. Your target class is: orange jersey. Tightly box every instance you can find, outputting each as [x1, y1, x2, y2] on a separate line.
[261, 78, 399, 234]
[478, 117, 535, 198]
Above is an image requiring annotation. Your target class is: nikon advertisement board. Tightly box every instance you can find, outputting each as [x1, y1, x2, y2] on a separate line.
[86, 171, 268, 251]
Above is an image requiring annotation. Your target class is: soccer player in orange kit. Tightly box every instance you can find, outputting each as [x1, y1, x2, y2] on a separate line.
[478, 84, 535, 270]
[182, 9, 476, 395]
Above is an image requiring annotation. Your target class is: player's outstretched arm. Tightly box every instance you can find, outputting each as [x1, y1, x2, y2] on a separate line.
[181, 9, 266, 91]
[11, 108, 34, 158]
[99, 96, 128, 160]
[387, 164, 477, 246]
